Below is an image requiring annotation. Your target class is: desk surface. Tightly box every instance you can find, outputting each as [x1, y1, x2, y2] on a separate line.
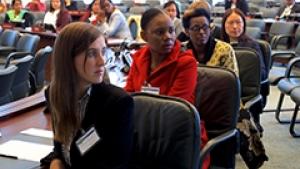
[0, 106, 51, 169]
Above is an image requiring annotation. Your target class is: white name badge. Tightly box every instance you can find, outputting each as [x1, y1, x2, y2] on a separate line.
[76, 127, 100, 156]
[141, 86, 160, 95]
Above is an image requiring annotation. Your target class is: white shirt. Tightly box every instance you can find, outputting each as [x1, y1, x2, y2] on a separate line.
[280, 4, 295, 18]
[43, 10, 60, 28]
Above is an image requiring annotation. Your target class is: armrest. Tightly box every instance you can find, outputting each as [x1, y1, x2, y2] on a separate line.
[0, 46, 17, 56]
[244, 94, 262, 110]
[271, 50, 295, 58]
[284, 57, 300, 77]
[199, 129, 239, 166]
[4, 51, 32, 68]
[270, 34, 293, 49]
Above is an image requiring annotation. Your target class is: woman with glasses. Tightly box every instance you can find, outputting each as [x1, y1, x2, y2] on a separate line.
[182, 8, 238, 74]
[124, 8, 209, 169]
[47, 22, 134, 169]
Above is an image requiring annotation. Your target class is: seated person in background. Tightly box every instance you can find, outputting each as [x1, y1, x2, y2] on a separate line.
[79, 0, 106, 34]
[163, 1, 184, 38]
[124, 8, 210, 169]
[25, 0, 46, 12]
[221, 8, 267, 132]
[276, 0, 300, 20]
[65, 0, 77, 10]
[225, 0, 249, 16]
[183, 8, 268, 169]
[186, 0, 221, 39]
[221, 8, 266, 86]
[48, 22, 134, 169]
[4, 0, 31, 26]
[99, 0, 132, 39]
[182, 8, 239, 74]
[0, 0, 7, 13]
[43, 0, 72, 32]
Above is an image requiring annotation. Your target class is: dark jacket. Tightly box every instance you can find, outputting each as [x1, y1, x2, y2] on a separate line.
[233, 38, 267, 81]
[277, 3, 300, 20]
[49, 83, 134, 169]
[225, 0, 249, 15]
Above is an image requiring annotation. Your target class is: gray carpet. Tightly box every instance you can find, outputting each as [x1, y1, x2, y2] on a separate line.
[236, 86, 300, 169]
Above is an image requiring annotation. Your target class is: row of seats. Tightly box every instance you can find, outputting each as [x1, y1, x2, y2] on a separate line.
[0, 29, 52, 105]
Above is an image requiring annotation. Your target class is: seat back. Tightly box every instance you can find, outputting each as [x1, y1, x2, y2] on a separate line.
[0, 29, 19, 47]
[127, 15, 142, 41]
[246, 19, 266, 32]
[11, 55, 34, 100]
[0, 65, 17, 105]
[30, 46, 52, 93]
[195, 65, 240, 168]
[16, 34, 40, 54]
[246, 26, 261, 39]
[29, 11, 46, 25]
[131, 92, 201, 169]
[234, 47, 261, 103]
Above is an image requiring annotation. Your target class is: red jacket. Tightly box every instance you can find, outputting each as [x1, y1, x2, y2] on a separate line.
[125, 40, 197, 104]
[125, 40, 210, 169]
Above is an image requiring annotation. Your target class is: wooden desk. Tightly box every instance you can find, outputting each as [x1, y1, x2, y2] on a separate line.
[0, 106, 51, 144]
[0, 107, 51, 169]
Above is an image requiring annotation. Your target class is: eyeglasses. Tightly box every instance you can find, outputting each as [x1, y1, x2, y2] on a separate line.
[189, 24, 210, 32]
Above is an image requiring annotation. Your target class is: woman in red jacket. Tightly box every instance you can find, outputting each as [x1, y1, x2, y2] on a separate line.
[125, 8, 197, 104]
[124, 8, 210, 169]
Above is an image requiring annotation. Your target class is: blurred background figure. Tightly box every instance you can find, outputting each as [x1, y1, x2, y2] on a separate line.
[99, 0, 132, 39]
[65, 0, 77, 10]
[275, 0, 300, 20]
[0, 0, 7, 13]
[163, 0, 184, 38]
[43, 0, 72, 32]
[225, 0, 249, 16]
[26, 0, 46, 12]
[4, 0, 33, 27]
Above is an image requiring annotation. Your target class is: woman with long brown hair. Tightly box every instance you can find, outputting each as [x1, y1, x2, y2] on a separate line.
[48, 22, 134, 169]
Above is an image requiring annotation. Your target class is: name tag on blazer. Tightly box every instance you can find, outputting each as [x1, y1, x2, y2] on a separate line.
[76, 126, 100, 156]
[141, 86, 160, 95]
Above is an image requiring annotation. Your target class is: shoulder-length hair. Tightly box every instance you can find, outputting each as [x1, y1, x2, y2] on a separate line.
[50, 22, 103, 145]
[221, 8, 250, 43]
[49, 0, 65, 12]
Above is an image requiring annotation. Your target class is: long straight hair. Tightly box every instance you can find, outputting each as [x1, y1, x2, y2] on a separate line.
[50, 22, 102, 145]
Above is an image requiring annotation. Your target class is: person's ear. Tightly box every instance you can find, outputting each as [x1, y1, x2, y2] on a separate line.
[140, 30, 147, 42]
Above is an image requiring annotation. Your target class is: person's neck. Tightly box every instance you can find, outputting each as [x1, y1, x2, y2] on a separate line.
[194, 44, 205, 57]
[150, 51, 167, 71]
[79, 84, 91, 99]
[14, 10, 20, 15]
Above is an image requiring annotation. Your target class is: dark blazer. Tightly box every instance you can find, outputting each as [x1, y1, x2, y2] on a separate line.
[225, 0, 249, 15]
[277, 3, 300, 19]
[50, 83, 134, 169]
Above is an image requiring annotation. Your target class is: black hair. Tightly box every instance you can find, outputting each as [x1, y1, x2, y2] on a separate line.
[11, 0, 21, 6]
[182, 8, 211, 29]
[163, 0, 180, 19]
[141, 8, 164, 30]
